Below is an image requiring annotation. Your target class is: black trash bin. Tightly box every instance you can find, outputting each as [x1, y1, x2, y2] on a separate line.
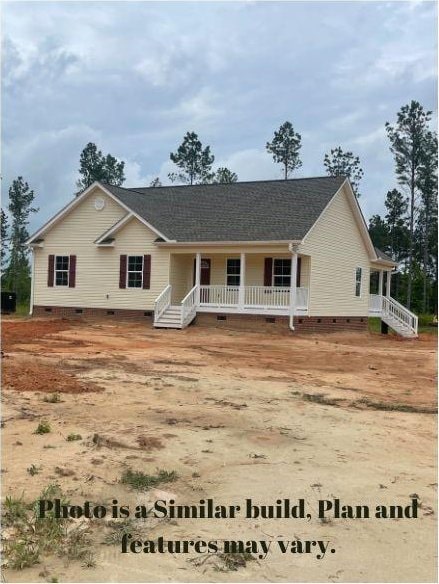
[1, 291, 17, 313]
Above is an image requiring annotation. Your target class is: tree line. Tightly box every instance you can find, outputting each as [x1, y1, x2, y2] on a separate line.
[2, 100, 437, 316]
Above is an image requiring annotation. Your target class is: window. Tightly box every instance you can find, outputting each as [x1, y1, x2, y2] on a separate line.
[226, 258, 241, 286]
[127, 256, 143, 288]
[355, 267, 362, 297]
[273, 259, 291, 287]
[55, 256, 69, 286]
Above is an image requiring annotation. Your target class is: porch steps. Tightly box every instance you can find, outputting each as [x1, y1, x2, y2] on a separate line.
[154, 305, 184, 329]
[382, 314, 418, 338]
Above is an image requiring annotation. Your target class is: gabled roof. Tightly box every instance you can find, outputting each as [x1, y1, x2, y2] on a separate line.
[103, 176, 346, 243]
[374, 246, 396, 264]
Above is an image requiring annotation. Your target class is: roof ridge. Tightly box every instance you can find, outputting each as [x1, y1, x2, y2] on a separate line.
[123, 175, 346, 192]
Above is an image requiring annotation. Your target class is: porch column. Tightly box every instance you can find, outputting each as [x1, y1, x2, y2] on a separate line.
[289, 247, 298, 330]
[238, 253, 246, 309]
[386, 270, 391, 298]
[195, 253, 201, 304]
[378, 270, 384, 297]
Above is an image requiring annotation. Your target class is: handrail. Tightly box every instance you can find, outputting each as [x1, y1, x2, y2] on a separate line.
[181, 285, 198, 327]
[154, 284, 171, 323]
[382, 296, 418, 336]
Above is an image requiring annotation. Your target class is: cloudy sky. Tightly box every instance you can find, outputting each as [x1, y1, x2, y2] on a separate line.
[2, 0, 437, 232]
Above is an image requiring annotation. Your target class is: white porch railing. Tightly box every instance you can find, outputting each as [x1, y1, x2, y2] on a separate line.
[199, 285, 309, 311]
[181, 285, 198, 327]
[154, 284, 171, 323]
[382, 296, 418, 336]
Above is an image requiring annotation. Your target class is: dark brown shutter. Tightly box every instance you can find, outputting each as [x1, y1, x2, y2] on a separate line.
[69, 255, 77, 288]
[119, 255, 127, 289]
[296, 257, 301, 288]
[264, 258, 273, 286]
[143, 255, 151, 289]
[48, 255, 55, 287]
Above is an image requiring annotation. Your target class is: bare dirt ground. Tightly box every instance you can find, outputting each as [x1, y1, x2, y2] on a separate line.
[1, 317, 437, 582]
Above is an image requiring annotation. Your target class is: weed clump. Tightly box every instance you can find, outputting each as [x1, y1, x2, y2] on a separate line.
[66, 433, 82, 442]
[34, 421, 51, 435]
[120, 468, 178, 491]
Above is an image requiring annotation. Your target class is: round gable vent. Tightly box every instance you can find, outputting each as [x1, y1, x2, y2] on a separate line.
[94, 196, 105, 211]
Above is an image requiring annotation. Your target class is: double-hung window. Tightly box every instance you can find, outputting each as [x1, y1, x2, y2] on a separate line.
[355, 267, 362, 297]
[273, 259, 291, 287]
[226, 258, 241, 286]
[55, 256, 69, 286]
[127, 256, 143, 288]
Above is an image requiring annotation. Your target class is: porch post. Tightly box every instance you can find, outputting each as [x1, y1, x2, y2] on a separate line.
[289, 246, 298, 331]
[238, 253, 246, 309]
[386, 270, 391, 298]
[195, 253, 201, 304]
[378, 270, 384, 297]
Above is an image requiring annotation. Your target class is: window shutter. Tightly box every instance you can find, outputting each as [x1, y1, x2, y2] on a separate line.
[48, 255, 55, 287]
[69, 255, 77, 288]
[143, 255, 151, 289]
[296, 257, 301, 288]
[119, 255, 127, 289]
[264, 258, 273, 286]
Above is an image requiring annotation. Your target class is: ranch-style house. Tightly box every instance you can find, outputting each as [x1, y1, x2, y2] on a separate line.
[26, 176, 418, 337]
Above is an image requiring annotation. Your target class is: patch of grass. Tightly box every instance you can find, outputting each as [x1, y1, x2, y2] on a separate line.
[355, 397, 437, 414]
[217, 552, 255, 572]
[66, 433, 82, 442]
[43, 393, 62, 403]
[301, 393, 343, 407]
[27, 464, 41, 476]
[34, 421, 51, 435]
[368, 317, 381, 333]
[103, 519, 143, 546]
[120, 468, 178, 491]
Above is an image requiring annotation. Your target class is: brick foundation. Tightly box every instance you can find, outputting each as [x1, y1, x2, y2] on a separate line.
[33, 305, 153, 321]
[195, 312, 368, 334]
[32, 305, 369, 333]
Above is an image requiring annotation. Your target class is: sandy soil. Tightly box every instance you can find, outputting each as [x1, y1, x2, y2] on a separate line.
[1, 317, 437, 582]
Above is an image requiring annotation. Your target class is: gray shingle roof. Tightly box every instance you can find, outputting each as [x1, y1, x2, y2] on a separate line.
[103, 176, 346, 243]
[374, 246, 396, 263]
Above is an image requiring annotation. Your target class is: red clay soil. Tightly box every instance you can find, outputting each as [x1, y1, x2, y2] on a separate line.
[2, 359, 102, 394]
[2, 318, 80, 351]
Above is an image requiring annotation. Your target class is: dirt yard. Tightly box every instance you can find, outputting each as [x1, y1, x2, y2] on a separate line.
[1, 317, 437, 582]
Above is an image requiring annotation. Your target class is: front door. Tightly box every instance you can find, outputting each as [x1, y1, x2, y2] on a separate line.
[194, 258, 211, 302]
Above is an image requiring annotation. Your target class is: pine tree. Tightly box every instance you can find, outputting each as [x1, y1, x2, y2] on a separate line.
[1, 208, 9, 274]
[212, 167, 238, 184]
[76, 143, 125, 194]
[169, 132, 215, 185]
[323, 147, 364, 197]
[266, 121, 302, 179]
[4, 178, 38, 303]
[385, 100, 432, 309]
[384, 189, 409, 261]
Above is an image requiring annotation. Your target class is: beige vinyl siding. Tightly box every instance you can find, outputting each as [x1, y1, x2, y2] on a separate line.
[33, 188, 170, 310]
[300, 184, 370, 316]
[170, 254, 193, 303]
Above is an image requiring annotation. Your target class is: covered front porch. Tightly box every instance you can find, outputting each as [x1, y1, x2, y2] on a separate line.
[169, 250, 309, 316]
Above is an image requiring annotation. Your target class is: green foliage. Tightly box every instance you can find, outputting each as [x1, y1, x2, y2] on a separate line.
[323, 146, 364, 197]
[385, 100, 433, 309]
[120, 468, 178, 490]
[1, 208, 9, 271]
[212, 167, 238, 184]
[66, 433, 82, 441]
[169, 131, 215, 185]
[149, 177, 162, 187]
[34, 421, 51, 435]
[76, 142, 125, 193]
[266, 121, 302, 179]
[2, 177, 38, 304]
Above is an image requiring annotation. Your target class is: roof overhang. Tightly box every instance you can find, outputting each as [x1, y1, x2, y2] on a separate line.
[25, 181, 173, 245]
[155, 239, 301, 247]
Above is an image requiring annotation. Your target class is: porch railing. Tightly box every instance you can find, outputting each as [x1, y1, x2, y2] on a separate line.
[199, 285, 308, 310]
[154, 284, 171, 323]
[181, 285, 198, 327]
[382, 296, 418, 336]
